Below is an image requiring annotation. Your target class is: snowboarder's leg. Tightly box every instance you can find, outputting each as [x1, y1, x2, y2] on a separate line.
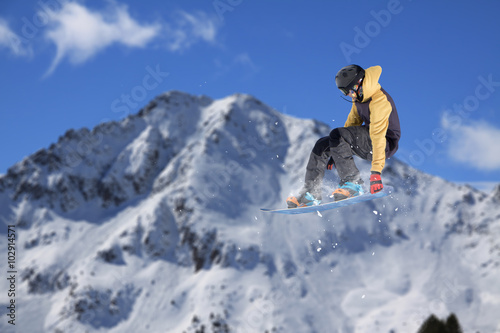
[329, 126, 372, 200]
[302, 136, 331, 199]
[329, 126, 372, 185]
[287, 137, 330, 207]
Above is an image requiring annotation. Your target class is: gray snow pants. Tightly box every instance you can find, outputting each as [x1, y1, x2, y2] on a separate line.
[302, 126, 373, 198]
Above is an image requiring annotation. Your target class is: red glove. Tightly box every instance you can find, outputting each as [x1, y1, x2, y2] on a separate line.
[370, 171, 383, 194]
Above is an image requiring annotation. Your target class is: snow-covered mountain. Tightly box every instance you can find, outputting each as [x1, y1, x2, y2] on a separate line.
[0, 91, 499, 333]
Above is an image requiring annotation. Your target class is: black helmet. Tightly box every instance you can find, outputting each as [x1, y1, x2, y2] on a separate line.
[335, 65, 365, 95]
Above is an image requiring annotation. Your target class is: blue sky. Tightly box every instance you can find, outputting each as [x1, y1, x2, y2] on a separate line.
[1, 0, 500, 191]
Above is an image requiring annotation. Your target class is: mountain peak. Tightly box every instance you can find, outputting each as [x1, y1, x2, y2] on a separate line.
[0, 90, 303, 217]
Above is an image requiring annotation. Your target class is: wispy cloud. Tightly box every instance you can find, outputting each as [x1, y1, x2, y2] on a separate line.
[233, 53, 259, 72]
[214, 52, 260, 80]
[42, 2, 161, 76]
[0, 19, 33, 57]
[0, 2, 222, 77]
[442, 115, 500, 171]
[163, 10, 220, 52]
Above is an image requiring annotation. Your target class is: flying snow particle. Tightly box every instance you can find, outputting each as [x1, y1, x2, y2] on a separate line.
[362, 295, 366, 299]
[317, 211, 323, 217]
[372, 210, 378, 215]
[317, 248, 322, 252]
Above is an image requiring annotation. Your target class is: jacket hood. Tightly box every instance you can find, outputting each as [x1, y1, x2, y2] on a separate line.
[361, 65, 382, 102]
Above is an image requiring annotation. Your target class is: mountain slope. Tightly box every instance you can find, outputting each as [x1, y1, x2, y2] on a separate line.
[0, 91, 499, 333]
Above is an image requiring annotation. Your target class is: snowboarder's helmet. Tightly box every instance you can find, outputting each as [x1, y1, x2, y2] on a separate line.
[335, 65, 365, 96]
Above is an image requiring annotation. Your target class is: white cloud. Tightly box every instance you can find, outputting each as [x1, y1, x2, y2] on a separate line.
[164, 11, 220, 52]
[43, 2, 161, 76]
[214, 52, 259, 81]
[233, 53, 258, 71]
[1, 3, 221, 76]
[442, 115, 500, 171]
[0, 19, 33, 56]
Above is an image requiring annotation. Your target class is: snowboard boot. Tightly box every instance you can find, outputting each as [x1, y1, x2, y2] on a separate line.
[331, 182, 364, 201]
[286, 192, 321, 208]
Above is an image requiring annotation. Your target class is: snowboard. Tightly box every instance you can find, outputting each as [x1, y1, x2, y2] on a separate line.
[261, 186, 394, 215]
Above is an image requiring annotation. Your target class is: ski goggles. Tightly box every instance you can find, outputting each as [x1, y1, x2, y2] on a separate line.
[339, 87, 350, 96]
[339, 78, 363, 96]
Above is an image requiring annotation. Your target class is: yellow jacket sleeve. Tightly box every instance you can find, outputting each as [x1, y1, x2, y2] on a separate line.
[369, 91, 392, 173]
[344, 104, 363, 127]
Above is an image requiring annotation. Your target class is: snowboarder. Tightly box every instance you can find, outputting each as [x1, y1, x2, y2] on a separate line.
[286, 64, 401, 208]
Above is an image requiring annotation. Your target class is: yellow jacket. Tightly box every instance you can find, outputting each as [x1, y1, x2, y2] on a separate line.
[344, 66, 401, 173]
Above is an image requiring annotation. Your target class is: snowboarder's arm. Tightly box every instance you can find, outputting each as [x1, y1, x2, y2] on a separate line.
[344, 104, 363, 127]
[369, 91, 392, 173]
